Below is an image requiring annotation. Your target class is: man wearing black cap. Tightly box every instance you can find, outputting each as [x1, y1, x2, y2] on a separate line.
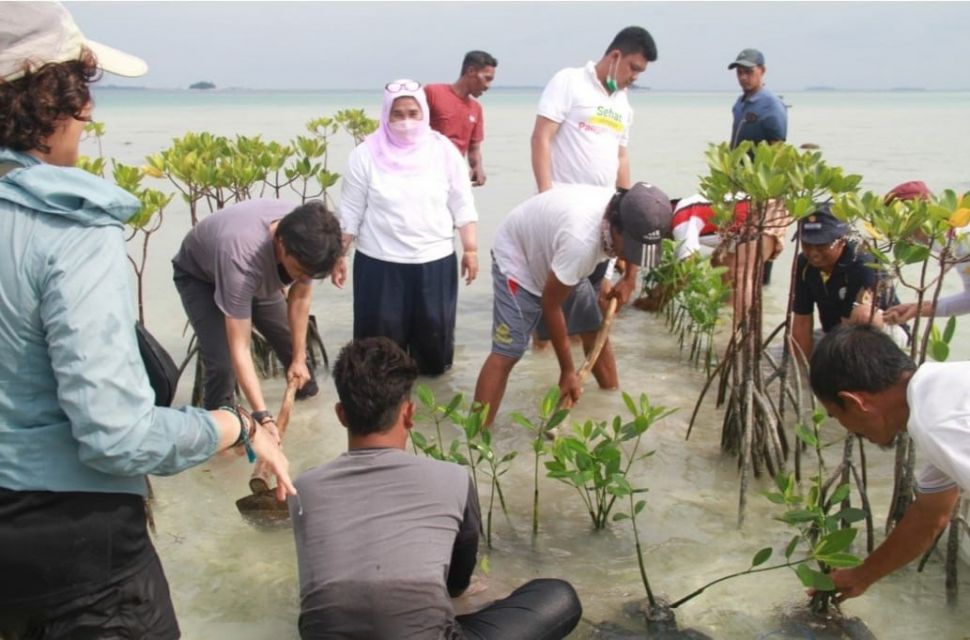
[790, 205, 889, 362]
[474, 182, 672, 425]
[728, 48, 787, 148]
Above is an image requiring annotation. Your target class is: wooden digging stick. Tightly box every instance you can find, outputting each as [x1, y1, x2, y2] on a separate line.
[248, 379, 299, 494]
[559, 297, 619, 411]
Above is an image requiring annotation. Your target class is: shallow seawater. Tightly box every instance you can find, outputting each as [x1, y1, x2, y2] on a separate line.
[86, 88, 970, 638]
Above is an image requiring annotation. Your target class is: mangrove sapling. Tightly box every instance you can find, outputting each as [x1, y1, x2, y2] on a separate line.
[335, 108, 380, 146]
[511, 387, 571, 535]
[78, 124, 173, 326]
[411, 384, 464, 461]
[689, 142, 861, 526]
[640, 241, 729, 373]
[669, 474, 864, 613]
[612, 491, 656, 608]
[474, 419, 518, 548]
[447, 398, 514, 548]
[545, 392, 671, 530]
[673, 408, 864, 615]
[412, 388, 516, 546]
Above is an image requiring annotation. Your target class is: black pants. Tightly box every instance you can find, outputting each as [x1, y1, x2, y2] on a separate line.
[353, 252, 458, 375]
[457, 579, 582, 640]
[173, 265, 312, 409]
[0, 489, 179, 640]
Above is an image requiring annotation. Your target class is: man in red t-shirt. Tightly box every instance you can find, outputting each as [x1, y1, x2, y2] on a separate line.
[425, 50, 497, 187]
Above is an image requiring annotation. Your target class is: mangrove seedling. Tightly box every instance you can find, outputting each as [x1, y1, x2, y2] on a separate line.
[411, 384, 463, 461]
[511, 386, 571, 535]
[448, 398, 514, 548]
[641, 239, 729, 373]
[613, 489, 655, 608]
[545, 392, 670, 530]
[672, 409, 864, 613]
[78, 123, 172, 326]
[412, 388, 514, 548]
[473, 415, 518, 548]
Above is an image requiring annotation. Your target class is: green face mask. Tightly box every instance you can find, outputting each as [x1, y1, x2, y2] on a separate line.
[605, 55, 619, 93]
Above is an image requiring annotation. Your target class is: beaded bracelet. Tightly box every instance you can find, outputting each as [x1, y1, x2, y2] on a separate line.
[221, 405, 257, 463]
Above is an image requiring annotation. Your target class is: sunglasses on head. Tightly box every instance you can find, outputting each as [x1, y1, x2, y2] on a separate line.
[385, 80, 421, 93]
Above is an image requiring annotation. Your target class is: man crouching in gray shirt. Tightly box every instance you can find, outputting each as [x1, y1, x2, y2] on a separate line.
[290, 337, 582, 639]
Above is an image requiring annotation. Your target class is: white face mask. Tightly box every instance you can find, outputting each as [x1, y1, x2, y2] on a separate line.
[388, 118, 423, 143]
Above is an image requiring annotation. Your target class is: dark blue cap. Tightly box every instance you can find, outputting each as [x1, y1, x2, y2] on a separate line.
[799, 205, 849, 245]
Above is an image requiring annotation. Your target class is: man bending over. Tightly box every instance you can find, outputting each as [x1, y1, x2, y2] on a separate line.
[474, 182, 672, 425]
[810, 325, 967, 602]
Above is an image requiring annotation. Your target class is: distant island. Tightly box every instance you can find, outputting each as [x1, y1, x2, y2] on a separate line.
[189, 81, 216, 90]
[805, 86, 837, 92]
[889, 86, 927, 92]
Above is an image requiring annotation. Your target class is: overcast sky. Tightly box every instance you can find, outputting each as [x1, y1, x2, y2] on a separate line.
[65, 1, 970, 91]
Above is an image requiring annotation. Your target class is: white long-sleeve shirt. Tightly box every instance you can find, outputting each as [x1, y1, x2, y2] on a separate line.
[935, 234, 970, 317]
[338, 141, 477, 264]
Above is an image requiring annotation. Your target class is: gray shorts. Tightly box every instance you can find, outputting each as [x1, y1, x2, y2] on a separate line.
[490, 261, 602, 359]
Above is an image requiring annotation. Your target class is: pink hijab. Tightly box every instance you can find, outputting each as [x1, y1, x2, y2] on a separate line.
[365, 78, 464, 188]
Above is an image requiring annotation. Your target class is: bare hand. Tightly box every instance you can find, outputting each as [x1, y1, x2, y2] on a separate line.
[471, 167, 486, 187]
[558, 370, 582, 408]
[331, 256, 348, 289]
[609, 277, 636, 308]
[250, 424, 297, 501]
[287, 361, 311, 390]
[808, 567, 870, 603]
[883, 302, 926, 325]
[461, 252, 479, 285]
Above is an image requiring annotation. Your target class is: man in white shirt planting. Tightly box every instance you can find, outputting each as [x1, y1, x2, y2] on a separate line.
[810, 325, 969, 602]
[473, 182, 672, 425]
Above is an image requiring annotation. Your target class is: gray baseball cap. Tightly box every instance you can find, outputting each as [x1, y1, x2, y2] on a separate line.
[617, 183, 673, 266]
[728, 48, 765, 70]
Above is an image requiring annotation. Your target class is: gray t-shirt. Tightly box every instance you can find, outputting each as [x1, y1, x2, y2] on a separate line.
[172, 199, 295, 319]
[290, 448, 479, 640]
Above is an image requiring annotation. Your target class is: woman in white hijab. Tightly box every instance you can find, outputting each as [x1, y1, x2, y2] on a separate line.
[336, 79, 478, 375]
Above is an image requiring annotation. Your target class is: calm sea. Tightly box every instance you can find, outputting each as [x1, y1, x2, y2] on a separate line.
[86, 87, 970, 638]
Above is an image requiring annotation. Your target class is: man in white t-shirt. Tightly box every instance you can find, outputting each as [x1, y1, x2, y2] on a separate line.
[473, 183, 672, 425]
[531, 26, 657, 193]
[809, 325, 968, 602]
[528, 27, 658, 350]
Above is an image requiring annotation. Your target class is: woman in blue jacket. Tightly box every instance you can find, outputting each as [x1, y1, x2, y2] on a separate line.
[0, 4, 295, 638]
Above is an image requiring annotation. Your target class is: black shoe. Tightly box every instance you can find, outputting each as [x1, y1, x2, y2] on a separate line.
[295, 378, 319, 400]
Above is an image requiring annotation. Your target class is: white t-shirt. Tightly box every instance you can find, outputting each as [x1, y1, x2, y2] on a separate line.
[338, 141, 477, 264]
[537, 61, 634, 188]
[935, 233, 970, 317]
[492, 184, 613, 296]
[907, 362, 970, 493]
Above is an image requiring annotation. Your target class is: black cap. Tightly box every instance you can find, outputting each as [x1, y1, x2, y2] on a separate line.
[617, 183, 673, 266]
[728, 48, 765, 70]
[799, 205, 849, 245]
